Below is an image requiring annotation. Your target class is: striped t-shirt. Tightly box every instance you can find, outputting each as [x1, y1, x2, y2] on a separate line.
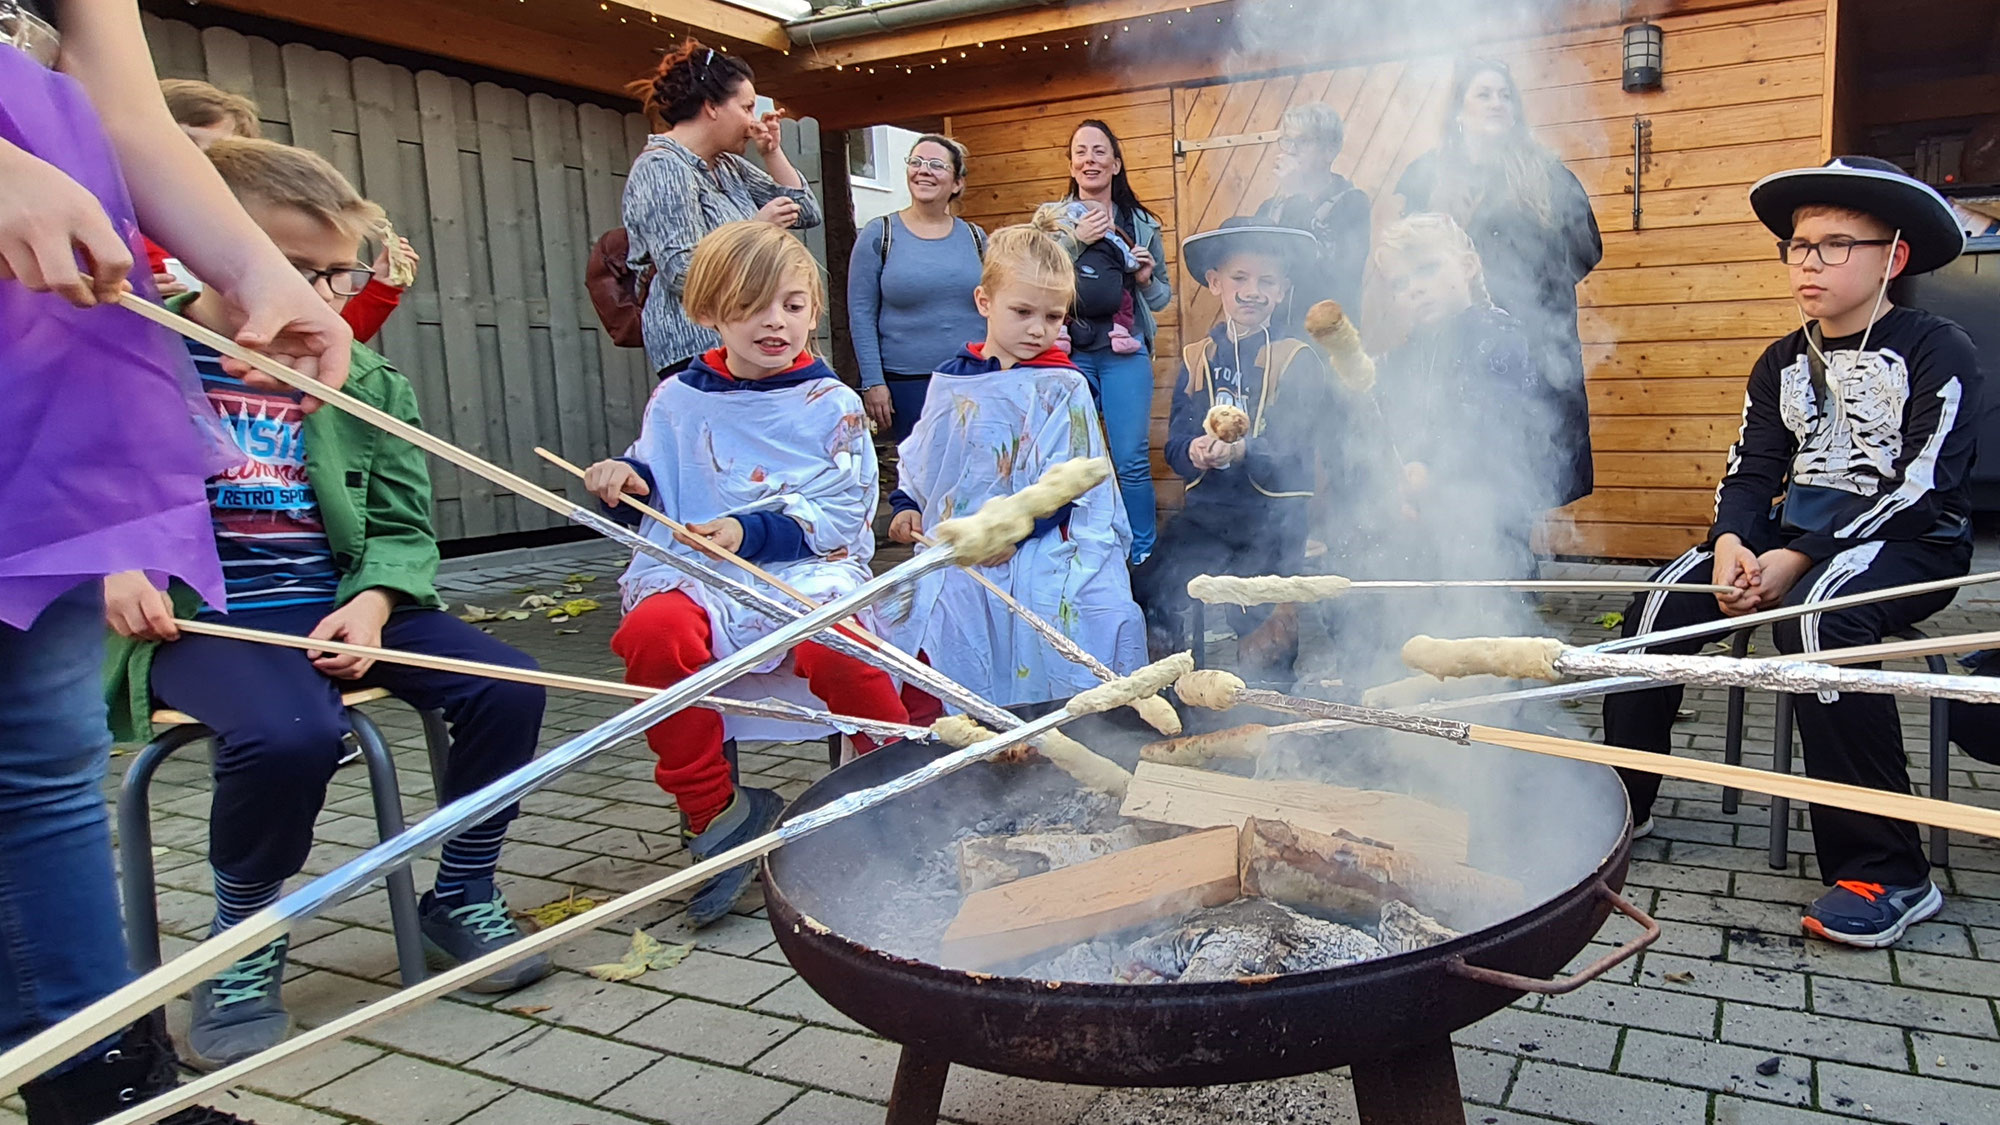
[189, 342, 340, 613]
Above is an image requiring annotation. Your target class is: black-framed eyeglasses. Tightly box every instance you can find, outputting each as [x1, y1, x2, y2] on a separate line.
[1776, 237, 1894, 266]
[299, 264, 375, 296]
[905, 155, 952, 174]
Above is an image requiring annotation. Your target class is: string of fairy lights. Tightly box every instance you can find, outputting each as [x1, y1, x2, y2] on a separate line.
[525, 0, 1248, 75]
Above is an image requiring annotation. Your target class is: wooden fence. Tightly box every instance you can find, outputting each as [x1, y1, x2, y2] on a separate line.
[144, 15, 824, 543]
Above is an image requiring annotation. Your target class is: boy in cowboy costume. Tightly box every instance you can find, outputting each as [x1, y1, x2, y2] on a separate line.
[1133, 219, 1326, 676]
[1602, 157, 1979, 948]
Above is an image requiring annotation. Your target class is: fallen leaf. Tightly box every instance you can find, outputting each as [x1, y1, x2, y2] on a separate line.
[1662, 970, 1695, 984]
[511, 586, 539, 596]
[460, 604, 531, 623]
[549, 615, 570, 624]
[549, 597, 601, 619]
[559, 583, 584, 595]
[555, 628, 581, 635]
[520, 594, 559, 610]
[520, 890, 599, 928]
[508, 1005, 552, 1017]
[586, 930, 695, 982]
[1597, 611, 1624, 630]
[565, 573, 597, 584]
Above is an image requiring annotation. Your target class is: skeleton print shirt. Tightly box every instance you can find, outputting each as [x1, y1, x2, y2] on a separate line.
[1711, 307, 1981, 562]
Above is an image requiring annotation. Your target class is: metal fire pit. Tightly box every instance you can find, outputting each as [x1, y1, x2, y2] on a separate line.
[761, 712, 1654, 1125]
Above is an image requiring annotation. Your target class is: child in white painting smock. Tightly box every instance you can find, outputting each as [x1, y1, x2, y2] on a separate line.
[886, 225, 1146, 710]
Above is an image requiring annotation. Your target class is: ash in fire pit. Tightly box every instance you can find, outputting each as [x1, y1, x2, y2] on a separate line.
[1028, 898, 1387, 983]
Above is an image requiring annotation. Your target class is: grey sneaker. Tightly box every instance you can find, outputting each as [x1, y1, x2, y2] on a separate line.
[685, 785, 785, 928]
[186, 937, 292, 1071]
[419, 878, 551, 993]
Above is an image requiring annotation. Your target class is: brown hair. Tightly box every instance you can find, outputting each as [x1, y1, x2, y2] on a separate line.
[979, 224, 1076, 305]
[160, 78, 262, 138]
[204, 136, 384, 244]
[627, 38, 755, 129]
[682, 221, 823, 326]
[1431, 57, 1556, 229]
[1373, 212, 1492, 305]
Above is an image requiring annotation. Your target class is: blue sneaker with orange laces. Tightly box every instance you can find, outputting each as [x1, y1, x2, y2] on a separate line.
[1802, 879, 1942, 948]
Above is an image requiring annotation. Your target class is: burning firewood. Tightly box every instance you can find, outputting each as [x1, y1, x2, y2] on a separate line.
[956, 826, 1150, 894]
[1377, 900, 1460, 954]
[1119, 761, 1470, 863]
[1238, 817, 1523, 931]
[939, 825, 1240, 970]
[1123, 898, 1384, 982]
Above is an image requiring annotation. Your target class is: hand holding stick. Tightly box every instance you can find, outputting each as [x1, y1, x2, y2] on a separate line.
[536, 447, 888, 651]
[916, 531, 1180, 735]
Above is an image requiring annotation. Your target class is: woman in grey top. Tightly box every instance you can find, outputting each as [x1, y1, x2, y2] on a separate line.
[621, 39, 821, 376]
[847, 134, 986, 441]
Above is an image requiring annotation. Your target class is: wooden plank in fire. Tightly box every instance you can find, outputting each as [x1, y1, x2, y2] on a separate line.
[1119, 762, 1470, 863]
[938, 826, 1240, 971]
[1174, 128, 1280, 156]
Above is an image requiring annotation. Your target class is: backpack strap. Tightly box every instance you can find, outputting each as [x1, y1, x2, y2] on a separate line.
[967, 220, 987, 259]
[875, 215, 893, 261]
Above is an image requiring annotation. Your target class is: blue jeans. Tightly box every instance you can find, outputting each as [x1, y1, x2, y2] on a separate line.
[1072, 347, 1157, 562]
[0, 584, 132, 1054]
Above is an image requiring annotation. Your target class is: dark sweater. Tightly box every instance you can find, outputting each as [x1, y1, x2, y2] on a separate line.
[1711, 306, 1981, 561]
[1164, 322, 1324, 544]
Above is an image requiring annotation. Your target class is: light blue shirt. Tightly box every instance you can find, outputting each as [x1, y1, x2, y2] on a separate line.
[846, 214, 987, 388]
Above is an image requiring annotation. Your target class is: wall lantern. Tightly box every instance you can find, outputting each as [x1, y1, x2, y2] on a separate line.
[1622, 22, 1663, 92]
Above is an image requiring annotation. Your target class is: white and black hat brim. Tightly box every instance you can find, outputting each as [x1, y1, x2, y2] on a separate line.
[1181, 224, 1319, 284]
[1749, 157, 1965, 276]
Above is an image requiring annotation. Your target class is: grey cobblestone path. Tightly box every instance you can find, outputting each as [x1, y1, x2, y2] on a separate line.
[21, 543, 2000, 1125]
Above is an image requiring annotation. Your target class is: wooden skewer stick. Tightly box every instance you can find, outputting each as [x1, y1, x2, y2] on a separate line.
[912, 532, 1179, 736]
[1178, 676, 2000, 840]
[1187, 572, 1735, 607]
[166, 619, 931, 741]
[531, 447, 887, 651]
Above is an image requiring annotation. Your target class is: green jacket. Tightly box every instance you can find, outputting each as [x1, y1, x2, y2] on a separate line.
[103, 324, 442, 742]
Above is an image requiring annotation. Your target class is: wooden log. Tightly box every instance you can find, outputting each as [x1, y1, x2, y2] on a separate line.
[1378, 900, 1460, 955]
[1118, 761, 1470, 863]
[956, 826, 1151, 893]
[1238, 818, 1525, 931]
[938, 826, 1240, 970]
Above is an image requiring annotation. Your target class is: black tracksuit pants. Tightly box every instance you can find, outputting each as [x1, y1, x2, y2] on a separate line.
[1602, 523, 1970, 887]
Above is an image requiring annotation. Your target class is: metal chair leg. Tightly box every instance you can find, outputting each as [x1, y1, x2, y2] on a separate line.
[1926, 652, 1951, 869]
[1721, 629, 1753, 815]
[117, 725, 212, 973]
[349, 709, 429, 987]
[1770, 696, 1795, 871]
[1190, 599, 1206, 671]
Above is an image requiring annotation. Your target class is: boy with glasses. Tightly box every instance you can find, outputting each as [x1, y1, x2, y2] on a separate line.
[1601, 156, 1979, 948]
[100, 137, 550, 1068]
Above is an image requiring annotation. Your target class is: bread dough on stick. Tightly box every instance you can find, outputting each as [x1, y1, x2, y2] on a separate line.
[1203, 404, 1250, 443]
[1401, 635, 1567, 681]
[927, 715, 1133, 798]
[932, 457, 1111, 566]
[1305, 300, 1376, 393]
[1067, 652, 1194, 716]
[1139, 723, 1270, 766]
[1175, 669, 1247, 711]
[1129, 694, 1183, 737]
[1187, 574, 1354, 607]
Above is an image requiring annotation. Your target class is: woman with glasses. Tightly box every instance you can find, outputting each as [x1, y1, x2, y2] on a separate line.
[847, 134, 987, 441]
[1252, 102, 1372, 331]
[1395, 57, 1603, 508]
[622, 38, 821, 378]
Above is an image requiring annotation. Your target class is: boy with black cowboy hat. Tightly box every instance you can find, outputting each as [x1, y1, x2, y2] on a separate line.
[1601, 156, 1979, 949]
[1133, 218, 1327, 676]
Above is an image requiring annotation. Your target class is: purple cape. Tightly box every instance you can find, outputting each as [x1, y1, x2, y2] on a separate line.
[0, 45, 224, 628]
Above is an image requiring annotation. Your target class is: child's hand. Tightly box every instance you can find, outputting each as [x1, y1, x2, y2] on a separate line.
[153, 271, 190, 299]
[372, 237, 420, 290]
[307, 589, 394, 679]
[1752, 548, 1812, 609]
[679, 517, 744, 555]
[888, 509, 923, 544]
[0, 140, 133, 307]
[584, 459, 648, 508]
[1189, 435, 1230, 471]
[104, 571, 179, 641]
[1711, 533, 1763, 617]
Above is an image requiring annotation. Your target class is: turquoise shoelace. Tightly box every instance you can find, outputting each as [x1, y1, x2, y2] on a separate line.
[447, 895, 520, 943]
[212, 942, 285, 1008]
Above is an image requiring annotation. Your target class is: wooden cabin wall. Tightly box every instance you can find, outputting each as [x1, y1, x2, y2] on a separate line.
[945, 0, 1829, 561]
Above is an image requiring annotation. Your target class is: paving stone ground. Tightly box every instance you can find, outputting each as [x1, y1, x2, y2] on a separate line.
[40, 539, 2000, 1125]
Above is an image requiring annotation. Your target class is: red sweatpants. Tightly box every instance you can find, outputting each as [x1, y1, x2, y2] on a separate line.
[611, 590, 910, 833]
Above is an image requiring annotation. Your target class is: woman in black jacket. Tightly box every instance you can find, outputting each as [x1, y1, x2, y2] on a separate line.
[1396, 57, 1602, 507]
